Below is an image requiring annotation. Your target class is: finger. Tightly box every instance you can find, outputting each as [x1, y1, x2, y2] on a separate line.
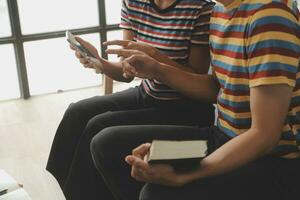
[70, 44, 76, 51]
[106, 49, 131, 58]
[125, 155, 150, 171]
[74, 36, 86, 45]
[130, 67, 137, 75]
[106, 49, 141, 58]
[125, 54, 145, 66]
[75, 51, 84, 59]
[79, 57, 89, 65]
[123, 62, 136, 76]
[126, 42, 138, 50]
[123, 69, 136, 78]
[132, 143, 151, 158]
[83, 58, 94, 68]
[131, 169, 148, 182]
[131, 167, 152, 182]
[75, 36, 92, 50]
[123, 71, 135, 79]
[87, 59, 100, 70]
[122, 63, 135, 77]
[123, 72, 130, 79]
[123, 63, 134, 78]
[123, 70, 135, 79]
[103, 40, 130, 46]
[83, 64, 90, 68]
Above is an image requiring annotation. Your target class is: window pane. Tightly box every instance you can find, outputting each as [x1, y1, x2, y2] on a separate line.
[18, 0, 98, 35]
[107, 30, 123, 61]
[24, 34, 102, 95]
[0, 0, 11, 37]
[105, 0, 122, 25]
[0, 45, 20, 100]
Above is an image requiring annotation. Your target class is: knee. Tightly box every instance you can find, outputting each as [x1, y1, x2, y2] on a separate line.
[90, 127, 118, 155]
[139, 185, 149, 200]
[64, 96, 105, 120]
[139, 184, 162, 200]
[64, 100, 86, 119]
[90, 127, 123, 164]
[90, 127, 122, 155]
[84, 112, 118, 137]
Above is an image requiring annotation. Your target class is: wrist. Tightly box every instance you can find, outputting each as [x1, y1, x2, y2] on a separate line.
[176, 171, 200, 186]
[97, 59, 105, 72]
[96, 58, 110, 74]
[155, 63, 171, 82]
[153, 63, 164, 81]
[179, 161, 212, 185]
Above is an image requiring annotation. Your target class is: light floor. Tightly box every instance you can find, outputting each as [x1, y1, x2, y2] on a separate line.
[0, 82, 138, 200]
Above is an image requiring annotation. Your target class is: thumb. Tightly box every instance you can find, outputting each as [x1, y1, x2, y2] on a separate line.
[75, 36, 85, 44]
[123, 61, 137, 74]
[125, 54, 143, 66]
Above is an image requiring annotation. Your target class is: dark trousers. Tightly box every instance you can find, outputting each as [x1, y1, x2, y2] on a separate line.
[46, 86, 214, 200]
[90, 125, 300, 200]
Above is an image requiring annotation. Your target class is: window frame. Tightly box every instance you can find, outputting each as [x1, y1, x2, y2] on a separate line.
[0, 0, 119, 99]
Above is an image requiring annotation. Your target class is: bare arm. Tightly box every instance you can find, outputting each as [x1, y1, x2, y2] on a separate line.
[125, 84, 293, 186]
[106, 41, 211, 74]
[152, 45, 210, 74]
[156, 62, 219, 102]
[180, 84, 292, 183]
[109, 51, 219, 102]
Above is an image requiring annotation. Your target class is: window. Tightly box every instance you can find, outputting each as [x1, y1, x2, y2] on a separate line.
[0, 45, 20, 100]
[1, 0, 122, 101]
[105, 0, 122, 25]
[0, 0, 11, 37]
[17, 0, 99, 35]
[24, 34, 102, 95]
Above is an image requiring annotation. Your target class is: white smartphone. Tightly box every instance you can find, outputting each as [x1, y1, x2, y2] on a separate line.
[66, 31, 96, 58]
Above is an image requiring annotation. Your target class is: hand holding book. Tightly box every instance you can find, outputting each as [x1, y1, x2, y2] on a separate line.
[125, 140, 208, 186]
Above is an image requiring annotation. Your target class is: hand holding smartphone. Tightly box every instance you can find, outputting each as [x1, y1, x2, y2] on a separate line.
[66, 31, 96, 58]
[66, 31, 103, 74]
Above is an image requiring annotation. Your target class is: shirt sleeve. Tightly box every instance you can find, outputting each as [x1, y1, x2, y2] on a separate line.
[247, 3, 300, 88]
[120, 0, 134, 30]
[190, 2, 215, 46]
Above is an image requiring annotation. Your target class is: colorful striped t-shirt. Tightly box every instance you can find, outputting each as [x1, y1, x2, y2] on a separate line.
[211, 0, 300, 158]
[120, 0, 214, 100]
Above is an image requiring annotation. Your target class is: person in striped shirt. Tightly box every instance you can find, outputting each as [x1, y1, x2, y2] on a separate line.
[46, 0, 216, 199]
[92, 0, 300, 199]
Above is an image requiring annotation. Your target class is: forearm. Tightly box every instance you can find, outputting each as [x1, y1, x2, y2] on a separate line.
[156, 63, 219, 102]
[182, 85, 293, 183]
[152, 51, 195, 73]
[182, 128, 278, 184]
[101, 60, 133, 82]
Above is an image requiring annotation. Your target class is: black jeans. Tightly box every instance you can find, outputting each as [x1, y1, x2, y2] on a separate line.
[46, 86, 214, 200]
[91, 126, 300, 200]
